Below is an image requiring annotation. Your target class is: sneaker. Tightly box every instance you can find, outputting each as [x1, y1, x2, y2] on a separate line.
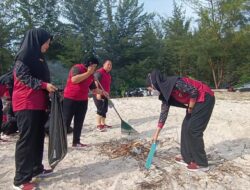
[187, 162, 210, 172]
[13, 182, 37, 190]
[96, 125, 107, 132]
[104, 124, 112, 128]
[33, 169, 53, 178]
[175, 157, 188, 166]
[72, 143, 90, 148]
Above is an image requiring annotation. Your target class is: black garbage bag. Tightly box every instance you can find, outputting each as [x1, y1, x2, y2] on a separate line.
[48, 91, 67, 169]
[44, 114, 50, 135]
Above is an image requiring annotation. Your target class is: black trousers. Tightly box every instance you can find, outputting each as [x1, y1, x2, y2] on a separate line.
[14, 110, 47, 186]
[181, 93, 215, 167]
[93, 96, 108, 118]
[0, 99, 2, 133]
[63, 98, 88, 144]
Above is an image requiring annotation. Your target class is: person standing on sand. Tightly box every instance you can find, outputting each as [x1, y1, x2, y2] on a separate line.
[12, 28, 57, 190]
[93, 59, 112, 132]
[63, 57, 108, 148]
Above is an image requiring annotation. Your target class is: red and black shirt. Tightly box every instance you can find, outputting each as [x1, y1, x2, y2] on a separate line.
[158, 77, 214, 128]
[12, 61, 48, 111]
[64, 64, 96, 101]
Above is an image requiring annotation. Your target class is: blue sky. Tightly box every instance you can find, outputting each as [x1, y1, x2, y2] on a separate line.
[138, 0, 196, 19]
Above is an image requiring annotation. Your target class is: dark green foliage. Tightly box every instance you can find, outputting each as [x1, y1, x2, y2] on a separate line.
[0, 0, 249, 93]
[0, 10, 14, 74]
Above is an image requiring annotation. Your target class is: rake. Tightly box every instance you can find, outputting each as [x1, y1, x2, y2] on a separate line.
[95, 79, 138, 135]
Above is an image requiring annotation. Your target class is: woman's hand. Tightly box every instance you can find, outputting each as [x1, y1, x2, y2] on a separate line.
[96, 94, 102, 100]
[93, 88, 109, 98]
[187, 107, 193, 114]
[152, 127, 161, 143]
[87, 65, 96, 75]
[46, 83, 57, 93]
[102, 90, 109, 98]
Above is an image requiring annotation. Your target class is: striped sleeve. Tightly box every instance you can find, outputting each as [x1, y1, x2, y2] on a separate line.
[15, 61, 44, 90]
[175, 78, 198, 99]
[158, 101, 170, 128]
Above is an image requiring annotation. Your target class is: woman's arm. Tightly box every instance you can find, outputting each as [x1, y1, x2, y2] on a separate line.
[152, 102, 170, 141]
[15, 61, 57, 92]
[71, 65, 95, 84]
[15, 61, 46, 90]
[90, 80, 109, 97]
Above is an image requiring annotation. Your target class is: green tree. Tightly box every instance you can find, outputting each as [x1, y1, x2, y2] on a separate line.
[62, 0, 102, 60]
[113, 0, 152, 67]
[183, 0, 250, 88]
[98, 0, 118, 62]
[0, 8, 14, 74]
[0, 0, 60, 53]
[161, 1, 193, 76]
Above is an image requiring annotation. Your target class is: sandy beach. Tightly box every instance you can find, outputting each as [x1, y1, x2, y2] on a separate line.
[1, 91, 250, 190]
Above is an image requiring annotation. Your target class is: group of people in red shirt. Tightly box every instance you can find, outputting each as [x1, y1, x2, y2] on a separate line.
[0, 28, 215, 189]
[63, 58, 112, 148]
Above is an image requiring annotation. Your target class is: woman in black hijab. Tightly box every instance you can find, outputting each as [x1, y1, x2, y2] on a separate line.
[12, 28, 57, 190]
[146, 69, 215, 172]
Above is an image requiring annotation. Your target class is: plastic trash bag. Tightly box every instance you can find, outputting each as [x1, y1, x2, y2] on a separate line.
[48, 91, 67, 169]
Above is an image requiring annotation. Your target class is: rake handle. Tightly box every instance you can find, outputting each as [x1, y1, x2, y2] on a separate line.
[94, 78, 123, 120]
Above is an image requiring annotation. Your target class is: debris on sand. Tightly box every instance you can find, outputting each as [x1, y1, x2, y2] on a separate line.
[98, 139, 151, 160]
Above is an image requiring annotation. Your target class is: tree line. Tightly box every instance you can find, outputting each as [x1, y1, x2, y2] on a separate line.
[0, 0, 249, 96]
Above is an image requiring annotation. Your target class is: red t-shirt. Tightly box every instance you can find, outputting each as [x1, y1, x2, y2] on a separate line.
[95, 68, 111, 93]
[64, 64, 96, 101]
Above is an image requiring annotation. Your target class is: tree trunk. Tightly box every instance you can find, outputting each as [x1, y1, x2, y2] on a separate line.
[209, 58, 218, 89]
[209, 58, 225, 89]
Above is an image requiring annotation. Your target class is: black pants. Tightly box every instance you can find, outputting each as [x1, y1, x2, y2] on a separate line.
[93, 96, 108, 118]
[14, 110, 47, 186]
[181, 93, 215, 167]
[0, 99, 2, 133]
[63, 98, 88, 144]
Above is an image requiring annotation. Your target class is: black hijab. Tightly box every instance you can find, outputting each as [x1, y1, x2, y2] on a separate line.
[147, 70, 187, 108]
[147, 69, 178, 102]
[15, 28, 53, 82]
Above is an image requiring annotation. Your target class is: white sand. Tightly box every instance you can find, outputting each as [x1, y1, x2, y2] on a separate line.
[0, 92, 250, 190]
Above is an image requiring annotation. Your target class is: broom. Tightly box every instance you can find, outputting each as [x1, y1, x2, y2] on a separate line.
[95, 78, 138, 135]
